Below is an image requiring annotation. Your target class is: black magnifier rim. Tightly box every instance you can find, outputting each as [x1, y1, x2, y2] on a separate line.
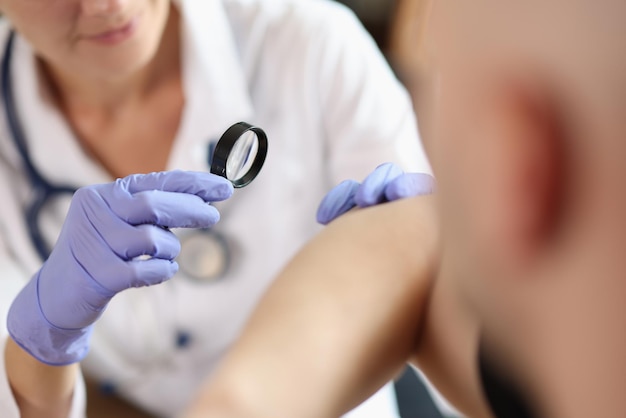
[210, 122, 268, 188]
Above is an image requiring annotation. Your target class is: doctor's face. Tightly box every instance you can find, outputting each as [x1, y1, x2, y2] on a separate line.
[0, 0, 171, 79]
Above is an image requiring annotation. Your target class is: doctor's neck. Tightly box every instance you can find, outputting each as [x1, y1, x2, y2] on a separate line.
[40, 5, 181, 118]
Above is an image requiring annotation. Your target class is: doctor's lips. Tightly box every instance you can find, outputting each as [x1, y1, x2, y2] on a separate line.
[83, 16, 139, 46]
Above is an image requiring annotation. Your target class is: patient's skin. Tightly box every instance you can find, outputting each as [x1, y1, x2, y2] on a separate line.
[185, 196, 440, 418]
[411, 1, 626, 417]
[186, 1, 626, 417]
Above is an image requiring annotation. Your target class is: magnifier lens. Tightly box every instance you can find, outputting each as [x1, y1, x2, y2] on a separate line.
[210, 122, 268, 188]
[226, 131, 259, 182]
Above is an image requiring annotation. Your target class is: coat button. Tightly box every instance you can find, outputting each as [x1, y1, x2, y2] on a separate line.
[176, 330, 192, 349]
[99, 381, 117, 396]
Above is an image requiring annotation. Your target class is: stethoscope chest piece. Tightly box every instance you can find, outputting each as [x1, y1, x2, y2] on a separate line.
[177, 229, 231, 282]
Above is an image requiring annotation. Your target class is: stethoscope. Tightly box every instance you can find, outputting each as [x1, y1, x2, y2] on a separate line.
[1, 30, 268, 281]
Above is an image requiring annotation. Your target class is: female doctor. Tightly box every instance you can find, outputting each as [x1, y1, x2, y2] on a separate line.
[0, 0, 431, 417]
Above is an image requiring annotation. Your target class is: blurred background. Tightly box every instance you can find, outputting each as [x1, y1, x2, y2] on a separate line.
[335, 0, 396, 50]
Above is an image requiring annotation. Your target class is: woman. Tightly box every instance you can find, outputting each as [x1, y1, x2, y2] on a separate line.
[0, 0, 431, 417]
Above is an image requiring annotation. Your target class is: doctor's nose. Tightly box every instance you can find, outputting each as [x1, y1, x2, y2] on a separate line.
[80, 0, 127, 17]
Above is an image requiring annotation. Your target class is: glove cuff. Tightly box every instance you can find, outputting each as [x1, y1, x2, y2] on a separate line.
[7, 273, 92, 366]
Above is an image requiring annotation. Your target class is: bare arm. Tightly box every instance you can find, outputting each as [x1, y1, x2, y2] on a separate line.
[4, 338, 77, 418]
[184, 196, 438, 418]
[411, 261, 494, 418]
[184, 195, 493, 418]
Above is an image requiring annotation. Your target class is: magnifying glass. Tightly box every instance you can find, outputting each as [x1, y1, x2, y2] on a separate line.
[210, 122, 268, 188]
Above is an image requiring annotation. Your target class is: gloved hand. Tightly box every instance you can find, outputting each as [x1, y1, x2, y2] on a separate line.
[7, 170, 233, 365]
[316, 163, 435, 225]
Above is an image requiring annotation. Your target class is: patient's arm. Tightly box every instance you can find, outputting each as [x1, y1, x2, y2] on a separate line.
[184, 196, 438, 418]
[184, 195, 491, 418]
[411, 261, 494, 418]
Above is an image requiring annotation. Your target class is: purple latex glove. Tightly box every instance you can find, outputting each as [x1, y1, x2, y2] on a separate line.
[7, 170, 233, 365]
[316, 163, 435, 225]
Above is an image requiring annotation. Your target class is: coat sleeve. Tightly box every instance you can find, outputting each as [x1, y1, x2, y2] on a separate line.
[0, 259, 22, 417]
[313, 3, 432, 183]
[0, 169, 87, 418]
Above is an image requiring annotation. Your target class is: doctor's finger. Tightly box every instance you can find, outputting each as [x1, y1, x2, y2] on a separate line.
[384, 173, 436, 201]
[119, 170, 234, 202]
[112, 191, 222, 228]
[119, 258, 180, 289]
[81, 201, 181, 260]
[354, 163, 404, 207]
[316, 179, 360, 225]
[75, 240, 179, 293]
[105, 224, 181, 261]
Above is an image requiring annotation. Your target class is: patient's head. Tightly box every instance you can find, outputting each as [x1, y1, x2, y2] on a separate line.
[398, 1, 626, 416]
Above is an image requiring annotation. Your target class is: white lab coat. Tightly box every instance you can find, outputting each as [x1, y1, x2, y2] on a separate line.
[0, 0, 432, 417]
